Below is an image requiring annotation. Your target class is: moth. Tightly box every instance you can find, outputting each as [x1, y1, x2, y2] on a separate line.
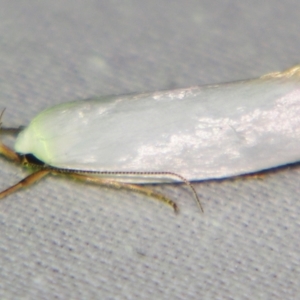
[1, 65, 300, 212]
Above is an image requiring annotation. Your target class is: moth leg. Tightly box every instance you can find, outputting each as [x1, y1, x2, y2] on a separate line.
[0, 127, 24, 136]
[65, 172, 179, 213]
[0, 109, 24, 136]
[0, 143, 21, 163]
[0, 169, 50, 199]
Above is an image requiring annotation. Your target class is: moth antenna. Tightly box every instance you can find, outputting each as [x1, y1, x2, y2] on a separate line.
[59, 169, 204, 212]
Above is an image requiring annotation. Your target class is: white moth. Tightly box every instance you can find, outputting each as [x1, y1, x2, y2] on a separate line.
[1, 65, 300, 212]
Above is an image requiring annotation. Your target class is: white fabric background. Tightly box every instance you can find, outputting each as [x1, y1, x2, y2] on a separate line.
[1, 1, 300, 299]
